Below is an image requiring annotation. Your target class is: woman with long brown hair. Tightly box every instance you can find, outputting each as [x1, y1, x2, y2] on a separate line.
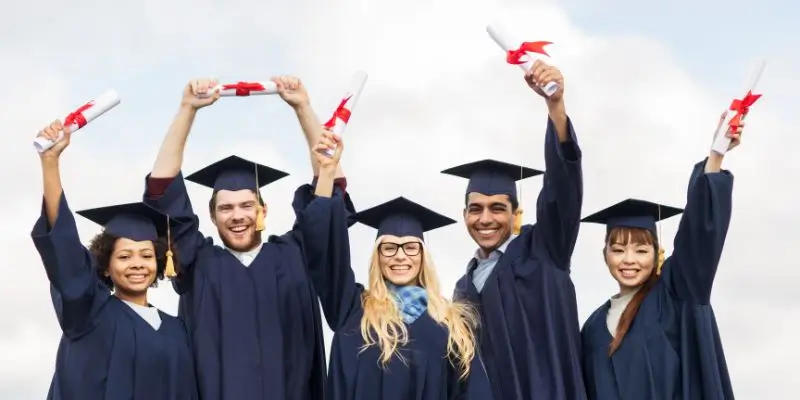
[294, 131, 492, 399]
[578, 123, 743, 399]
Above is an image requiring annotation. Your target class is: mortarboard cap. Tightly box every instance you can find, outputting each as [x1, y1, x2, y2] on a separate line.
[581, 198, 684, 236]
[440, 159, 543, 202]
[352, 196, 456, 240]
[77, 202, 172, 242]
[185, 155, 289, 192]
[77, 202, 178, 277]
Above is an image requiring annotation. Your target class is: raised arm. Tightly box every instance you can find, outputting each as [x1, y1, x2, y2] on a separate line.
[32, 122, 107, 338]
[665, 134, 739, 304]
[143, 79, 218, 292]
[293, 131, 361, 331]
[526, 64, 584, 270]
[273, 75, 345, 178]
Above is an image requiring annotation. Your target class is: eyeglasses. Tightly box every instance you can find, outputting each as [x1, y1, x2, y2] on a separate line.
[378, 241, 422, 257]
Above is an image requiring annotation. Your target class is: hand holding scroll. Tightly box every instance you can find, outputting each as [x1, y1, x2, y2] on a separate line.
[524, 60, 564, 103]
[36, 121, 72, 160]
[182, 78, 220, 109]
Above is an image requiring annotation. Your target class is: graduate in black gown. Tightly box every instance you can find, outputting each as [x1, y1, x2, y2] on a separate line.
[296, 131, 494, 399]
[444, 61, 586, 399]
[31, 120, 197, 400]
[141, 77, 336, 399]
[579, 123, 743, 399]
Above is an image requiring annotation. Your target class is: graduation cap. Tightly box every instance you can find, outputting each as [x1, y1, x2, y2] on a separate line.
[352, 196, 456, 240]
[77, 202, 177, 278]
[185, 155, 289, 231]
[581, 198, 684, 273]
[441, 159, 543, 235]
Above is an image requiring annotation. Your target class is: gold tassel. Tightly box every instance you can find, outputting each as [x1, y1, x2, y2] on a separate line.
[656, 247, 665, 275]
[513, 208, 523, 235]
[254, 163, 265, 232]
[165, 214, 176, 278]
[256, 205, 265, 231]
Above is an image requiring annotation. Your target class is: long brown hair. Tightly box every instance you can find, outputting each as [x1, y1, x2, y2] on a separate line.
[605, 226, 659, 356]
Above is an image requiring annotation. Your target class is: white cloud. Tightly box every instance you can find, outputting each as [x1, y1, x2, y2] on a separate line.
[1, 0, 796, 398]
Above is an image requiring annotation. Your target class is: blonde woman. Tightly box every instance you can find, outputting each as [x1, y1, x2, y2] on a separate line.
[295, 131, 493, 399]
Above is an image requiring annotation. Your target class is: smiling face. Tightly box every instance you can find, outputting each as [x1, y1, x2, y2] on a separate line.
[377, 235, 423, 286]
[604, 227, 657, 291]
[211, 189, 264, 252]
[463, 192, 514, 257]
[105, 237, 159, 297]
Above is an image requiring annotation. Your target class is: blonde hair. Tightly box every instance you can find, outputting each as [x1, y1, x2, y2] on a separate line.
[359, 236, 479, 379]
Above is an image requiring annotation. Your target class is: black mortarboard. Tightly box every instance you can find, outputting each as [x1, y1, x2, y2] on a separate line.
[352, 196, 456, 240]
[440, 159, 543, 202]
[185, 155, 289, 192]
[581, 198, 684, 236]
[77, 202, 178, 278]
[77, 202, 172, 242]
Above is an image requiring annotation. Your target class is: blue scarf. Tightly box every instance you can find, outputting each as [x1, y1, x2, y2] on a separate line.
[386, 282, 428, 324]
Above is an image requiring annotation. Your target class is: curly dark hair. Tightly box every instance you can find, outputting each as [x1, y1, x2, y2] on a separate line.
[88, 230, 176, 291]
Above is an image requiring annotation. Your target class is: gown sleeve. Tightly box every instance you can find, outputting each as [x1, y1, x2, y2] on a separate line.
[529, 117, 584, 271]
[293, 179, 361, 331]
[31, 192, 109, 339]
[664, 159, 734, 304]
[142, 173, 211, 294]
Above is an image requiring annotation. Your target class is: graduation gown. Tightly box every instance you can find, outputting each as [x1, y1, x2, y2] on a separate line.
[454, 118, 587, 400]
[295, 184, 494, 400]
[31, 194, 197, 400]
[143, 174, 326, 400]
[581, 160, 735, 400]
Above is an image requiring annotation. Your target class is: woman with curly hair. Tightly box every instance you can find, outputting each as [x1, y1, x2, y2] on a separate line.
[31, 120, 197, 399]
[295, 130, 492, 399]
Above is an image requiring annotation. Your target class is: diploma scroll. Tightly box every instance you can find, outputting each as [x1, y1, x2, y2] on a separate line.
[33, 90, 121, 153]
[710, 59, 766, 155]
[487, 24, 559, 97]
[197, 81, 279, 98]
[321, 71, 369, 157]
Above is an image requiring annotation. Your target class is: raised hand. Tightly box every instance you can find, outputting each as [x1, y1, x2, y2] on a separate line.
[181, 78, 220, 110]
[312, 129, 343, 169]
[37, 120, 71, 160]
[272, 76, 310, 109]
[524, 60, 565, 103]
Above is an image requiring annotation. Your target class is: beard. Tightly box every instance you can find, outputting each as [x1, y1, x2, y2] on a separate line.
[218, 229, 263, 252]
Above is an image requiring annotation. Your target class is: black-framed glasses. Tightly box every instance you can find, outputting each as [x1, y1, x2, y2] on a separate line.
[379, 241, 422, 257]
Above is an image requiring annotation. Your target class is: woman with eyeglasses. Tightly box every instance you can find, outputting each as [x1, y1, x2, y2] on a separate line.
[292, 131, 493, 399]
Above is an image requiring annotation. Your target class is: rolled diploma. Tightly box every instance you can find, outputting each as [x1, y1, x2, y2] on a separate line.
[710, 59, 766, 155]
[198, 81, 279, 98]
[486, 24, 558, 97]
[33, 90, 121, 153]
[323, 71, 369, 156]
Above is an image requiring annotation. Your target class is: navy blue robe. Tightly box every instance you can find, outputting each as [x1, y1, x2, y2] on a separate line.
[454, 118, 586, 400]
[581, 160, 735, 399]
[31, 194, 197, 400]
[295, 184, 494, 399]
[143, 174, 326, 400]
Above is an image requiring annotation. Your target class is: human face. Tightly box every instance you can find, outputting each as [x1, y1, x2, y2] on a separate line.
[604, 239, 656, 291]
[463, 193, 513, 257]
[212, 189, 264, 252]
[106, 238, 157, 300]
[378, 235, 423, 286]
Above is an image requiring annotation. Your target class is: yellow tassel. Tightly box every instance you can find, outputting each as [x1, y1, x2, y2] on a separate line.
[165, 250, 176, 278]
[656, 247, 665, 275]
[513, 208, 523, 235]
[256, 205, 265, 231]
[164, 214, 176, 279]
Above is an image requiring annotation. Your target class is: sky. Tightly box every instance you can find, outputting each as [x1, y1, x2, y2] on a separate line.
[1, 0, 797, 398]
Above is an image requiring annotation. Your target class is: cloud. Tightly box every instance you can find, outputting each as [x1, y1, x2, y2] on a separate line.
[1, 0, 796, 398]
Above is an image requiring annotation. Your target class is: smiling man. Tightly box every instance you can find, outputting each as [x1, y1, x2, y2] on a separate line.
[141, 77, 345, 400]
[443, 62, 587, 399]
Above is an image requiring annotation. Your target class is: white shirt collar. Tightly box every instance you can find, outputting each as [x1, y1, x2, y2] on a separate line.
[226, 242, 264, 267]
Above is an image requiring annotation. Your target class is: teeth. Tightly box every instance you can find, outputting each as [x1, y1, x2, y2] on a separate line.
[390, 266, 411, 271]
[478, 229, 497, 235]
[231, 226, 247, 233]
